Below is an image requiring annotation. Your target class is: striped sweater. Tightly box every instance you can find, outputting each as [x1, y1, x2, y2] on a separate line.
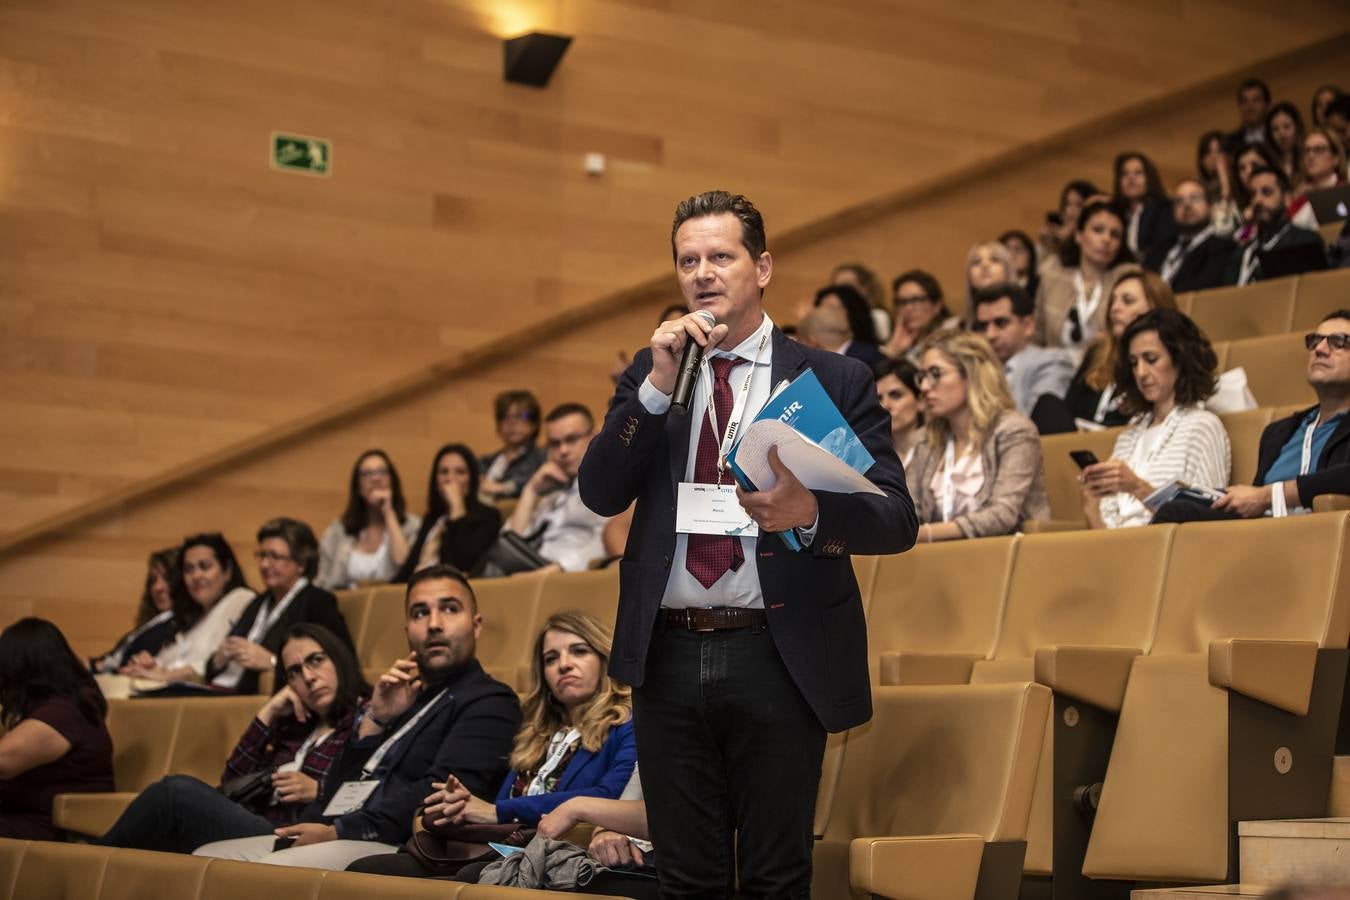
[1099, 405, 1232, 528]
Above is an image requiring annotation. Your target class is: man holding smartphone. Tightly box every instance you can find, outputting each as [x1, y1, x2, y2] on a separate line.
[503, 402, 610, 571]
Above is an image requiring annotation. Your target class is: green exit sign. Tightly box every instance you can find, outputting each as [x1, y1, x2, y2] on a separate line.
[271, 132, 331, 176]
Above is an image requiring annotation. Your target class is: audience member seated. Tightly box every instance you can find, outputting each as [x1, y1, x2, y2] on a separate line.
[99, 624, 368, 853]
[796, 305, 852, 354]
[190, 564, 521, 870]
[118, 533, 256, 684]
[316, 450, 420, 590]
[346, 610, 637, 879]
[92, 546, 179, 674]
[1225, 166, 1326, 286]
[814, 284, 883, 365]
[1035, 199, 1135, 355]
[1290, 129, 1347, 229]
[999, 229, 1041, 300]
[537, 768, 655, 899]
[0, 618, 113, 839]
[1325, 96, 1350, 155]
[1196, 130, 1241, 236]
[1144, 177, 1237, 292]
[882, 269, 958, 361]
[395, 444, 502, 580]
[1037, 178, 1100, 267]
[907, 331, 1050, 541]
[1231, 141, 1288, 242]
[206, 518, 354, 694]
[1080, 309, 1230, 529]
[502, 403, 609, 573]
[830, 262, 891, 340]
[1155, 310, 1350, 522]
[873, 358, 924, 469]
[1223, 77, 1271, 154]
[1263, 100, 1306, 183]
[1311, 84, 1344, 128]
[1054, 267, 1178, 431]
[1114, 151, 1177, 262]
[480, 390, 548, 501]
[962, 240, 1016, 323]
[971, 283, 1073, 417]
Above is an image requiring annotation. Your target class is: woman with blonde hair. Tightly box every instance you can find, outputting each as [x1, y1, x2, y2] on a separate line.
[962, 241, 1018, 324]
[907, 331, 1049, 541]
[347, 609, 636, 879]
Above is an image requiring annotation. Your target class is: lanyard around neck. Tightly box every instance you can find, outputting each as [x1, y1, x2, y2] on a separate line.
[702, 331, 769, 483]
[360, 687, 449, 779]
[939, 438, 960, 523]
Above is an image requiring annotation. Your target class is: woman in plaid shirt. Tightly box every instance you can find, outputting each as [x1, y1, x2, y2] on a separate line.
[100, 623, 368, 853]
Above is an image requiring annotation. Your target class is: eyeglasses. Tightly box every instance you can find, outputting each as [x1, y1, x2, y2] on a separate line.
[914, 366, 955, 388]
[254, 550, 294, 563]
[971, 316, 1014, 333]
[358, 467, 390, 481]
[1067, 307, 1084, 345]
[1305, 332, 1350, 351]
[283, 651, 329, 684]
[1303, 144, 1332, 156]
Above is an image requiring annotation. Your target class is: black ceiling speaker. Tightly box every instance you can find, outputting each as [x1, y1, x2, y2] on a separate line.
[503, 32, 573, 88]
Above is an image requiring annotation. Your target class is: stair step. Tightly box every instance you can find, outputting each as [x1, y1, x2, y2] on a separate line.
[1131, 886, 1266, 899]
[1329, 755, 1350, 817]
[1238, 817, 1350, 885]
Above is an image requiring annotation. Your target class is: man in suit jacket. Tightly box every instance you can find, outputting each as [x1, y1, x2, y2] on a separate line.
[1144, 178, 1237, 292]
[1154, 310, 1350, 523]
[971, 282, 1074, 417]
[579, 191, 916, 898]
[207, 517, 353, 694]
[1222, 78, 1271, 155]
[1224, 167, 1327, 286]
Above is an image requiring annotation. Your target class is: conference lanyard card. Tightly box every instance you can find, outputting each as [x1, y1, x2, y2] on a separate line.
[675, 483, 759, 538]
[323, 780, 380, 816]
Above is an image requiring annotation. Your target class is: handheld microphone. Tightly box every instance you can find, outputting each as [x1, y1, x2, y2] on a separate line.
[671, 310, 717, 415]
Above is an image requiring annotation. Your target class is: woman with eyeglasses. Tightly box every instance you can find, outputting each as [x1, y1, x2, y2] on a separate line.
[394, 443, 503, 581]
[316, 449, 421, 590]
[883, 270, 959, 361]
[205, 518, 354, 695]
[118, 533, 256, 684]
[100, 624, 368, 854]
[92, 547, 180, 674]
[1080, 309, 1230, 529]
[1035, 199, 1135, 356]
[906, 331, 1049, 541]
[1290, 129, 1347, 230]
[480, 390, 547, 502]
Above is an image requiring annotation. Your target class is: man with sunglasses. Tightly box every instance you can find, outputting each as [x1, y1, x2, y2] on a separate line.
[971, 283, 1074, 417]
[1154, 310, 1350, 522]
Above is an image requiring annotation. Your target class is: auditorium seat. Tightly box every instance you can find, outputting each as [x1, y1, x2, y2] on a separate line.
[811, 683, 1050, 900]
[470, 570, 548, 674]
[198, 858, 323, 900]
[1186, 277, 1297, 342]
[1226, 331, 1315, 408]
[851, 554, 879, 611]
[869, 538, 1016, 685]
[99, 847, 212, 900]
[1291, 268, 1350, 332]
[1219, 407, 1274, 486]
[534, 566, 619, 631]
[1084, 513, 1350, 886]
[0, 839, 27, 900]
[9, 840, 113, 900]
[1038, 427, 1125, 524]
[335, 587, 374, 657]
[355, 583, 411, 671]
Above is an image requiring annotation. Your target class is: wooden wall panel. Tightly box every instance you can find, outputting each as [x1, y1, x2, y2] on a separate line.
[2, 0, 1349, 654]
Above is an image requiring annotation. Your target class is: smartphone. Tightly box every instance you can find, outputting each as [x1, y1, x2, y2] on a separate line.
[1069, 450, 1100, 469]
[272, 836, 297, 852]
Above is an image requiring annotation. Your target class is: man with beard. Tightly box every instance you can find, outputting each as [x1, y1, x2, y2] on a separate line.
[193, 564, 521, 869]
[1224, 167, 1325, 286]
[1144, 178, 1236, 292]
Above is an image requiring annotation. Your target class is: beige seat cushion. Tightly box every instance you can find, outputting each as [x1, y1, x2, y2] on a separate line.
[335, 588, 374, 657]
[0, 839, 29, 900]
[1039, 430, 1125, 525]
[533, 566, 619, 633]
[467, 571, 548, 672]
[1291, 268, 1350, 331]
[12, 840, 114, 900]
[104, 699, 180, 792]
[99, 847, 212, 900]
[1225, 332, 1315, 409]
[1187, 278, 1296, 342]
[357, 583, 414, 670]
[1218, 408, 1274, 489]
[52, 792, 136, 839]
[169, 697, 265, 784]
[200, 858, 326, 900]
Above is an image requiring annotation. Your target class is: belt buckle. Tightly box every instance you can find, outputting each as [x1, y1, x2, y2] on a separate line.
[691, 610, 716, 633]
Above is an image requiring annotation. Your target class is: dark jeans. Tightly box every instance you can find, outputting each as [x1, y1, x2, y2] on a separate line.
[98, 774, 273, 853]
[1151, 498, 1243, 524]
[632, 620, 827, 899]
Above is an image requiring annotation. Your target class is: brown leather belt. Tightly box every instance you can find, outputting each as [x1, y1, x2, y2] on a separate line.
[661, 607, 767, 632]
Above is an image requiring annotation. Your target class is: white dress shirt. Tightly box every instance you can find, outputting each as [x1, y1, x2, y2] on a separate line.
[532, 480, 609, 572]
[211, 578, 309, 688]
[155, 586, 255, 677]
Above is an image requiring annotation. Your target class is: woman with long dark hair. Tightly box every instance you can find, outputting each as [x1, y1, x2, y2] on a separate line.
[394, 443, 502, 580]
[0, 618, 114, 838]
[100, 624, 369, 854]
[316, 449, 421, 590]
[1035, 199, 1136, 354]
[882, 270, 958, 361]
[120, 532, 255, 683]
[814, 283, 882, 360]
[1112, 151, 1176, 261]
[1195, 131, 1241, 236]
[92, 546, 180, 673]
[1264, 101, 1306, 185]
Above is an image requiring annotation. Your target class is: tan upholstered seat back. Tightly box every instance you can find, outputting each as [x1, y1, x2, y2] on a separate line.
[1152, 513, 1350, 654]
[0, 839, 29, 900]
[469, 571, 547, 672]
[11, 840, 114, 900]
[1039, 430, 1125, 524]
[1187, 278, 1296, 342]
[851, 555, 880, 612]
[358, 584, 411, 670]
[820, 683, 1049, 845]
[168, 697, 265, 784]
[98, 847, 212, 900]
[1291, 269, 1350, 331]
[335, 588, 374, 656]
[1219, 408, 1273, 487]
[533, 567, 619, 633]
[867, 538, 1017, 680]
[1226, 331, 1316, 408]
[104, 700, 180, 793]
[990, 527, 1172, 661]
[199, 858, 328, 900]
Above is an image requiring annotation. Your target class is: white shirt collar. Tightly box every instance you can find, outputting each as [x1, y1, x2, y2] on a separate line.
[712, 312, 774, 364]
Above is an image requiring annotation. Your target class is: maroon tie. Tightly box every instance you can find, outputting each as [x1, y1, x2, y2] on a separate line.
[686, 355, 746, 590]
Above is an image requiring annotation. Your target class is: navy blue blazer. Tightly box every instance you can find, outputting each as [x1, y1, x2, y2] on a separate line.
[578, 327, 917, 733]
[493, 718, 637, 825]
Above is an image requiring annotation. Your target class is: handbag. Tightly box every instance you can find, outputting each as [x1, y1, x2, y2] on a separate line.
[483, 531, 552, 576]
[404, 818, 534, 874]
[217, 767, 276, 814]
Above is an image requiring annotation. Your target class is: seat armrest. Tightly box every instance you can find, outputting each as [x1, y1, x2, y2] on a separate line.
[52, 792, 138, 837]
[1208, 639, 1318, 715]
[1033, 645, 1141, 713]
[849, 834, 985, 900]
[1313, 494, 1350, 513]
[878, 652, 983, 686]
[1022, 519, 1087, 534]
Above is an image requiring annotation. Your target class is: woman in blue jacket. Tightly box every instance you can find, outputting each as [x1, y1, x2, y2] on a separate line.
[348, 609, 636, 877]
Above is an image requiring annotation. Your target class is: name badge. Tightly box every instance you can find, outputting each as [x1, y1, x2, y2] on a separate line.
[675, 483, 759, 538]
[323, 780, 380, 816]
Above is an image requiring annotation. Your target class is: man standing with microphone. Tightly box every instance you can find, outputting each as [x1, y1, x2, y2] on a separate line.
[579, 190, 916, 898]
